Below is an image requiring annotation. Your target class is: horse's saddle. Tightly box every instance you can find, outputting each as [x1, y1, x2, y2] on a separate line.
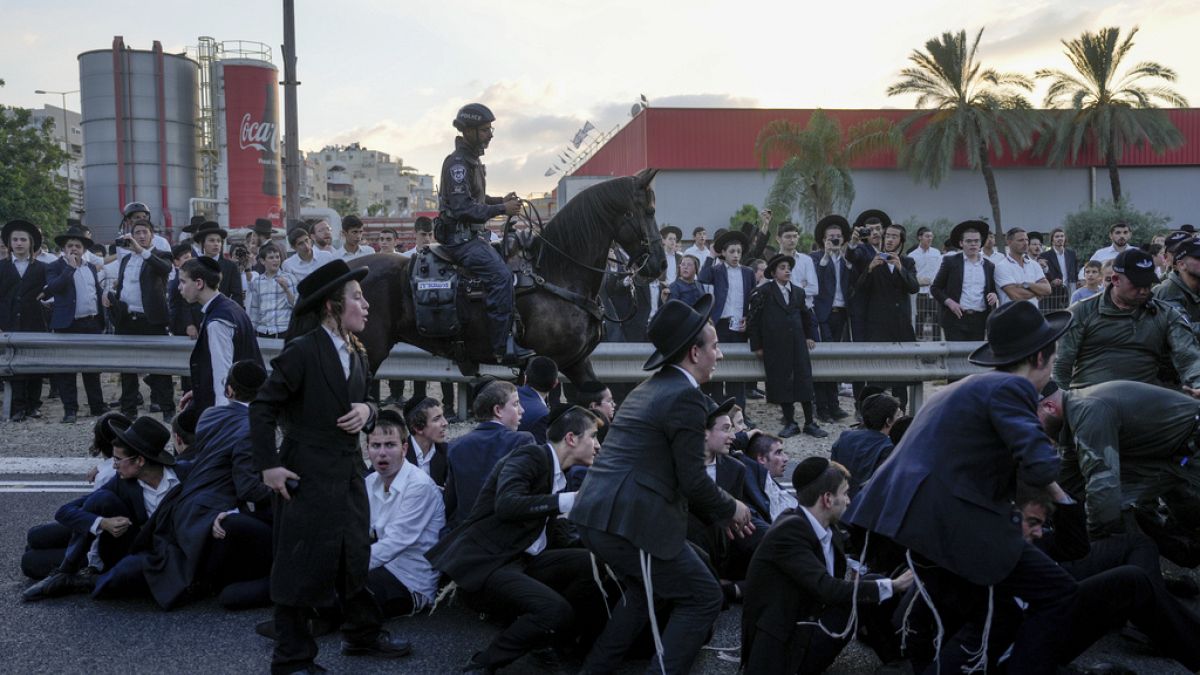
[409, 237, 537, 339]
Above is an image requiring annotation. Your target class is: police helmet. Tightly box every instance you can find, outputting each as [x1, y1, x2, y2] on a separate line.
[453, 103, 496, 132]
[122, 201, 151, 219]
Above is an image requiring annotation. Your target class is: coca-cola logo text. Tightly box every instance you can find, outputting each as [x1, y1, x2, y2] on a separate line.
[239, 113, 277, 153]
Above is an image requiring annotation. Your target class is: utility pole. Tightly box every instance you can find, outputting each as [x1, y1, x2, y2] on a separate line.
[282, 0, 301, 227]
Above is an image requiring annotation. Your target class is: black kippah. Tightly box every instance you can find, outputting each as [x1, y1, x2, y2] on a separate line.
[402, 395, 436, 420]
[470, 376, 498, 401]
[174, 405, 201, 435]
[196, 256, 221, 274]
[229, 359, 267, 391]
[791, 457, 831, 493]
[546, 403, 580, 430]
[575, 380, 608, 394]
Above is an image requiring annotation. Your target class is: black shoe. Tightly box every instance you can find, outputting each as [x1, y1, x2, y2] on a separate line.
[779, 422, 801, 439]
[62, 413, 77, 424]
[22, 569, 90, 602]
[8, 410, 26, 423]
[803, 422, 829, 438]
[254, 619, 277, 640]
[90, 407, 108, 417]
[27, 407, 42, 419]
[747, 388, 765, 400]
[816, 412, 836, 424]
[829, 408, 850, 420]
[341, 630, 412, 658]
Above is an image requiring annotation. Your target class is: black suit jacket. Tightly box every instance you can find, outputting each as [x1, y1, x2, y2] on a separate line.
[44, 258, 102, 330]
[116, 250, 173, 326]
[426, 443, 565, 592]
[929, 253, 997, 323]
[214, 255, 245, 307]
[405, 439, 449, 488]
[0, 258, 48, 331]
[855, 254, 919, 341]
[741, 510, 882, 673]
[570, 367, 736, 559]
[1039, 247, 1079, 284]
[810, 251, 853, 325]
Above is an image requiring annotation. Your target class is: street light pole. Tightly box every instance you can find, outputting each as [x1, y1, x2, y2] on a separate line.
[34, 89, 80, 212]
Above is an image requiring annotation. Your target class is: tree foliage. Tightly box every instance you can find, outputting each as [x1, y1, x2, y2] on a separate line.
[889, 28, 1041, 243]
[729, 204, 759, 230]
[1062, 199, 1170, 256]
[1035, 26, 1187, 203]
[0, 79, 70, 241]
[329, 197, 359, 218]
[754, 110, 898, 230]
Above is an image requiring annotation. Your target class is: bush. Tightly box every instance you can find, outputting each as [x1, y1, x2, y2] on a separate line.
[897, 216, 958, 252]
[1062, 200, 1171, 257]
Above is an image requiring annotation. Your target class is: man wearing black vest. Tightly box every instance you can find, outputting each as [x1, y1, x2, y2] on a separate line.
[177, 257, 262, 415]
[105, 220, 176, 423]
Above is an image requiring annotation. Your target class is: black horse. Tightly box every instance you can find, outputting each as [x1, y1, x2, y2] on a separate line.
[352, 168, 666, 387]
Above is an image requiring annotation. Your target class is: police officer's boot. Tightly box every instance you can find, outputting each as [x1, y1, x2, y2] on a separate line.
[496, 334, 534, 366]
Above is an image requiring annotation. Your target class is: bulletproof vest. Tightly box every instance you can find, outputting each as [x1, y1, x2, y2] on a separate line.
[410, 247, 461, 338]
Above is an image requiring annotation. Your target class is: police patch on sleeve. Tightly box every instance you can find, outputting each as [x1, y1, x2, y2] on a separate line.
[450, 165, 467, 184]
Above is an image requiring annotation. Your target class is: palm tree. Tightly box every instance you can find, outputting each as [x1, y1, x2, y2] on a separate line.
[754, 109, 898, 228]
[1035, 26, 1187, 203]
[888, 28, 1040, 242]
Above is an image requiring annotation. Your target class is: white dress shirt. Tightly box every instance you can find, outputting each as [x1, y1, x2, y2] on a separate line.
[201, 294, 236, 407]
[89, 468, 181, 536]
[366, 462, 445, 609]
[336, 244, 376, 262]
[322, 326, 351, 379]
[118, 249, 154, 313]
[721, 264, 745, 326]
[525, 444, 574, 556]
[664, 254, 678, 285]
[910, 245, 943, 295]
[281, 248, 335, 284]
[1083, 244, 1138, 279]
[410, 437, 439, 478]
[800, 505, 892, 601]
[72, 264, 100, 319]
[786, 251, 819, 308]
[683, 244, 711, 268]
[960, 255, 987, 311]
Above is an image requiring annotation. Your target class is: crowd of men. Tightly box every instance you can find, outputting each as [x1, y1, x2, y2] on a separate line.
[9, 194, 1200, 674]
[0, 206, 443, 424]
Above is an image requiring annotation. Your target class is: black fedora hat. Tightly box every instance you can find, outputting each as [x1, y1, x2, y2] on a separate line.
[659, 225, 682, 241]
[644, 294, 715, 371]
[194, 221, 228, 241]
[712, 230, 749, 254]
[949, 220, 990, 249]
[853, 209, 892, 229]
[765, 254, 795, 275]
[252, 218, 275, 238]
[183, 215, 206, 234]
[2, 220, 43, 252]
[814, 215, 851, 244]
[111, 416, 176, 466]
[54, 224, 93, 250]
[294, 259, 370, 316]
[968, 301, 1072, 367]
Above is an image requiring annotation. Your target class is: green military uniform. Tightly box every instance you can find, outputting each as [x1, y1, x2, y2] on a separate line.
[1153, 270, 1200, 324]
[1053, 287, 1200, 389]
[1058, 380, 1200, 537]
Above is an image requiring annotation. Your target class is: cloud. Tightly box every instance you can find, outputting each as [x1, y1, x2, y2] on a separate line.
[981, 5, 1106, 57]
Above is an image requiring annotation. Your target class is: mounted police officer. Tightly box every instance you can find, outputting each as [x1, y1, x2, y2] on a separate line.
[436, 103, 532, 365]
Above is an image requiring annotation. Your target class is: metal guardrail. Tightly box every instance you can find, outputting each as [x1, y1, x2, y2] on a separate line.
[0, 333, 988, 416]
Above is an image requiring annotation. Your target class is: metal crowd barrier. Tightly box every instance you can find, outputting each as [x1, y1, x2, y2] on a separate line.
[0, 333, 988, 419]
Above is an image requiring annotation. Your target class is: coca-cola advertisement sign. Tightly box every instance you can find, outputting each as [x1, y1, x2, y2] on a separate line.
[223, 63, 282, 229]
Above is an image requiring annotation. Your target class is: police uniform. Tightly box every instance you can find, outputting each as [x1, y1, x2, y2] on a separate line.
[1154, 270, 1200, 325]
[436, 137, 514, 357]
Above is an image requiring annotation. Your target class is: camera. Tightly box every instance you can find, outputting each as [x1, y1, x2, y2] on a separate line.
[857, 227, 873, 239]
[232, 245, 249, 259]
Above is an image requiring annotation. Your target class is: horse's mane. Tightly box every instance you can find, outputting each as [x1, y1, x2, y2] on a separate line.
[536, 176, 635, 280]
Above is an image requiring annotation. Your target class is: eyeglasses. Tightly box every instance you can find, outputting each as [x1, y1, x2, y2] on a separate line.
[112, 455, 138, 466]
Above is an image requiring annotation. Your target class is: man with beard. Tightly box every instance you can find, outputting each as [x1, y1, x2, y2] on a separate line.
[1086, 222, 1137, 273]
[1154, 236, 1200, 323]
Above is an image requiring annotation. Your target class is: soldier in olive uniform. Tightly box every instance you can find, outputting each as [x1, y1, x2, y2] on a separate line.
[1054, 249, 1200, 392]
[1154, 237, 1200, 325]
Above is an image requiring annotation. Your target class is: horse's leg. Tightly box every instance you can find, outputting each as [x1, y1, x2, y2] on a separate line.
[560, 357, 599, 387]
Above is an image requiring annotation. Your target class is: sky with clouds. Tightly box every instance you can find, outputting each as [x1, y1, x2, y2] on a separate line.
[3, 0, 1198, 195]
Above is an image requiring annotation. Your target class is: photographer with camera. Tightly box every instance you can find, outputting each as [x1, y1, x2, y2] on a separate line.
[810, 216, 854, 423]
[852, 216, 919, 410]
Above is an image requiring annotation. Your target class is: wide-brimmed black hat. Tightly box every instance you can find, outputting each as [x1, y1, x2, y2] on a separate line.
[712, 230, 749, 254]
[194, 221, 228, 241]
[252, 218, 275, 238]
[949, 220, 990, 249]
[659, 225, 682, 241]
[183, 216, 206, 234]
[853, 209, 892, 229]
[814, 215, 851, 244]
[766, 254, 795, 275]
[2, 220, 43, 252]
[968, 301, 1072, 367]
[111, 416, 176, 466]
[294, 259, 370, 316]
[705, 396, 736, 425]
[644, 294, 714, 371]
[54, 224, 93, 250]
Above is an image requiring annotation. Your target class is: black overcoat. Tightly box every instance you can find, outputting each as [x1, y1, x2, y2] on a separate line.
[250, 328, 375, 607]
[748, 282, 818, 404]
[855, 255, 919, 341]
[0, 258, 48, 331]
